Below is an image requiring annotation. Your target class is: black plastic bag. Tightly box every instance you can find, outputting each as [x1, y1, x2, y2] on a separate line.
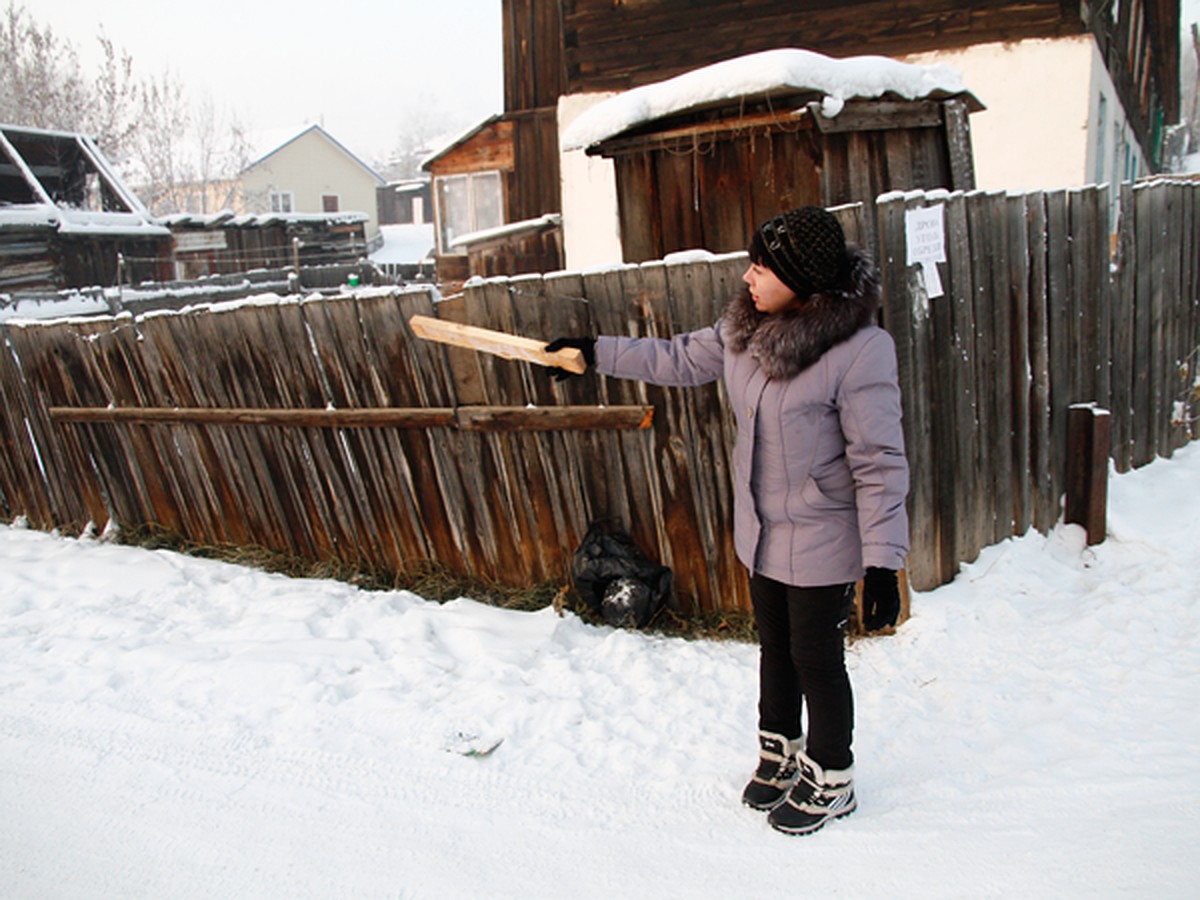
[571, 521, 673, 628]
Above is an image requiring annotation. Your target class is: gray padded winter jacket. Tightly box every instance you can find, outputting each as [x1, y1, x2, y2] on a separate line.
[594, 264, 909, 587]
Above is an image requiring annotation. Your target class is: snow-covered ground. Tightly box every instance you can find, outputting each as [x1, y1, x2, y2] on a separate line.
[370, 223, 435, 266]
[2, 442, 1198, 898]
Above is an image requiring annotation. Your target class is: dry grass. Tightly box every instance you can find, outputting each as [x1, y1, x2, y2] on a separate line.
[116, 526, 756, 642]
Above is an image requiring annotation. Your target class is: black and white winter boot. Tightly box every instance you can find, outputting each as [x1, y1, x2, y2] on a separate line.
[767, 751, 856, 835]
[741, 730, 803, 811]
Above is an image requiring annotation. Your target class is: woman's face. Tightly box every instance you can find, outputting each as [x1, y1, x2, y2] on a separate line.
[743, 261, 798, 314]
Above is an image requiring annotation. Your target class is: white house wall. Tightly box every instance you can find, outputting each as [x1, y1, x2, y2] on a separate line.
[558, 93, 624, 270]
[903, 37, 1106, 192]
[242, 129, 381, 240]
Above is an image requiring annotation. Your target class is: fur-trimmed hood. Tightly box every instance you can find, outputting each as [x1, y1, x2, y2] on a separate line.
[724, 245, 881, 380]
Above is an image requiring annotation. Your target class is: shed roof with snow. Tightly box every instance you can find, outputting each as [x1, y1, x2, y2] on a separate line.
[563, 49, 984, 262]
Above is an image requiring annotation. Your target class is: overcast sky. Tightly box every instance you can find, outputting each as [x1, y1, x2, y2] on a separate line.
[34, 0, 504, 164]
[27, 0, 1200, 166]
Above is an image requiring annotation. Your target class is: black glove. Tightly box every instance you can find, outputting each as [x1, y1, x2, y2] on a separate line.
[544, 337, 596, 381]
[861, 567, 901, 632]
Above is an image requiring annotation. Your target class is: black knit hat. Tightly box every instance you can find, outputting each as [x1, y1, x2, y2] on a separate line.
[749, 206, 849, 299]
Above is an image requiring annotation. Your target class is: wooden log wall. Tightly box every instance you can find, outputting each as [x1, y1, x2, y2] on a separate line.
[560, 0, 1085, 94]
[1, 180, 1197, 612]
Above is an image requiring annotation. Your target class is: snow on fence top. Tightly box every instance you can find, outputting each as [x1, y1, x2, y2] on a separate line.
[561, 47, 969, 152]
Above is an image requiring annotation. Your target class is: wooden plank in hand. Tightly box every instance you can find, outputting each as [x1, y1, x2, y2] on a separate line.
[408, 314, 586, 374]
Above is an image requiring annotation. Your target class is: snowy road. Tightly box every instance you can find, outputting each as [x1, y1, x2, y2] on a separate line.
[3, 443, 1199, 897]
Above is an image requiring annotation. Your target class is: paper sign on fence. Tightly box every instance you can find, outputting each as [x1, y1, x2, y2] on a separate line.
[905, 205, 946, 298]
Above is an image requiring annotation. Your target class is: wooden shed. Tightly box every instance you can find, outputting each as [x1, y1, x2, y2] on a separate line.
[0, 123, 172, 292]
[423, 113, 562, 284]
[565, 49, 983, 262]
[162, 211, 370, 280]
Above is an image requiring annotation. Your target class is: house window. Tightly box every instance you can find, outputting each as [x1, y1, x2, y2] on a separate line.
[436, 171, 503, 254]
[322, 194, 339, 213]
[269, 190, 294, 213]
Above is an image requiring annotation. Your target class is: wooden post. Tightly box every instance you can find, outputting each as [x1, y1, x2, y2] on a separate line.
[1065, 403, 1111, 545]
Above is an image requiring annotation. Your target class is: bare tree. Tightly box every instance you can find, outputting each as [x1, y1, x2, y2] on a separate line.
[1, 2, 253, 217]
[379, 94, 467, 181]
[0, 1, 92, 131]
[87, 32, 139, 164]
[131, 71, 191, 214]
[185, 96, 254, 214]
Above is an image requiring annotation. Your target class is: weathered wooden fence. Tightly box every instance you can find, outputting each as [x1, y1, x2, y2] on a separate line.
[879, 180, 1199, 588]
[1, 179, 1196, 614]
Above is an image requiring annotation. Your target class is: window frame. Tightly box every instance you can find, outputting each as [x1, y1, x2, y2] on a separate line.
[269, 190, 294, 213]
[434, 170, 504, 255]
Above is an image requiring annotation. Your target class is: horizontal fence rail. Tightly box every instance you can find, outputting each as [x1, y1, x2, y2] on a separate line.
[1, 180, 1197, 613]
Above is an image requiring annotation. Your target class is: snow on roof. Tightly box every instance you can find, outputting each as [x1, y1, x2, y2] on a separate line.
[448, 213, 561, 249]
[0, 203, 61, 229]
[159, 211, 369, 228]
[0, 201, 169, 236]
[561, 48, 971, 152]
[420, 115, 504, 171]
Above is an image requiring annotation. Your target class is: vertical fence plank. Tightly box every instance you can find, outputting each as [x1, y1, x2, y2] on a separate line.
[0, 326, 51, 523]
[1186, 184, 1200, 444]
[924, 195, 962, 582]
[1045, 189, 1073, 521]
[1025, 193, 1055, 530]
[1137, 185, 1162, 465]
[1111, 183, 1136, 471]
[966, 191, 997, 547]
[1007, 192, 1033, 533]
[1166, 183, 1192, 452]
[879, 193, 938, 590]
[944, 191, 985, 567]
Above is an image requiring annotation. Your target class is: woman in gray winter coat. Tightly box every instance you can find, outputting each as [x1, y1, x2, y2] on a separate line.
[546, 206, 909, 836]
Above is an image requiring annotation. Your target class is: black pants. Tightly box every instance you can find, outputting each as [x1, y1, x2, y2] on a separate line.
[750, 573, 855, 771]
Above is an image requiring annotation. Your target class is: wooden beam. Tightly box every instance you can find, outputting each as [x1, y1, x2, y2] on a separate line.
[409, 314, 587, 374]
[48, 405, 653, 431]
[456, 405, 653, 431]
[943, 98, 977, 191]
[806, 100, 944, 133]
[1065, 403, 1111, 544]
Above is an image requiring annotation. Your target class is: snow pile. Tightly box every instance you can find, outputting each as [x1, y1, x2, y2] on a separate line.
[562, 48, 968, 151]
[370, 222, 435, 264]
[0, 291, 113, 322]
[1, 443, 1198, 897]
